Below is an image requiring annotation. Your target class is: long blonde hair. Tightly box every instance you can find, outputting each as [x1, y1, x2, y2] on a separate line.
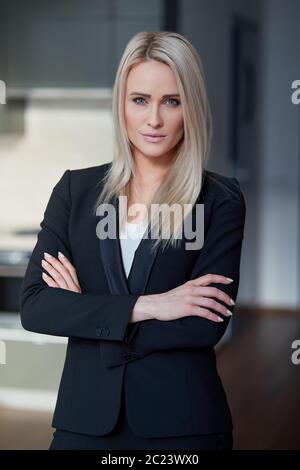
[93, 31, 213, 251]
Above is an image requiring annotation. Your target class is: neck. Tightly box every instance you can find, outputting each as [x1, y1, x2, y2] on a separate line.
[131, 150, 174, 189]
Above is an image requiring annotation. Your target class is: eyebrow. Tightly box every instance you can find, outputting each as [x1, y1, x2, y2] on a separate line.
[129, 92, 180, 98]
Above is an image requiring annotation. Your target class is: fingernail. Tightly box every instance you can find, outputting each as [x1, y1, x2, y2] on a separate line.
[218, 316, 224, 322]
[226, 277, 234, 282]
[58, 251, 64, 258]
[44, 252, 51, 259]
[230, 299, 235, 305]
[226, 310, 232, 316]
[42, 272, 47, 278]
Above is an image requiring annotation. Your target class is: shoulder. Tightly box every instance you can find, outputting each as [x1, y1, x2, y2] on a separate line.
[201, 169, 246, 212]
[52, 162, 112, 195]
[69, 162, 111, 189]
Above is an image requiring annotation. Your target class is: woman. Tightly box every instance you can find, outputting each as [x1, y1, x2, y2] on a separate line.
[20, 31, 246, 450]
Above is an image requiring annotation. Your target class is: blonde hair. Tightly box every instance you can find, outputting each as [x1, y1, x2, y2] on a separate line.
[93, 31, 213, 251]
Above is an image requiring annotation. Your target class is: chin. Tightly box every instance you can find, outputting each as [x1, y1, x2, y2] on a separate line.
[141, 149, 170, 158]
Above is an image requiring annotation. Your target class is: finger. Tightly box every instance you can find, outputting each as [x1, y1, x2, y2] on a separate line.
[193, 286, 234, 307]
[43, 253, 75, 290]
[57, 251, 80, 287]
[42, 269, 81, 293]
[42, 272, 59, 288]
[190, 274, 233, 286]
[193, 297, 232, 317]
[41, 258, 69, 289]
[188, 305, 224, 323]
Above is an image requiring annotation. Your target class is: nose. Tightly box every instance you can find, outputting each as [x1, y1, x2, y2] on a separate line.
[147, 103, 163, 128]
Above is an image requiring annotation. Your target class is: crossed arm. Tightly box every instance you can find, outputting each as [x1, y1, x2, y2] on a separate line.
[19, 170, 140, 341]
[20, 169, 246, 352]
[130, 194, 246, 353]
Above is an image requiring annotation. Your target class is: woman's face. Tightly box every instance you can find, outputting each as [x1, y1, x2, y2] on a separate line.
[124, 60, 184, 163]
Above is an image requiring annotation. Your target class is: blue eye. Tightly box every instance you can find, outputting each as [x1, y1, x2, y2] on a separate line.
[132, 97, 146, 105]
[166, 98, 180, 106]
[132, 97, 181, 106]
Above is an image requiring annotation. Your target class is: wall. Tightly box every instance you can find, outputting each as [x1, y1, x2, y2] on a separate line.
[178, 0, 299, 308]
[0, 97, 113, 247]
[178, 0, 263, 307]
[258, 0, 299, 307]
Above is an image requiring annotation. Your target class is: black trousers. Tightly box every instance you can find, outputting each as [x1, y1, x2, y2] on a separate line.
[49, 387, 233, 450]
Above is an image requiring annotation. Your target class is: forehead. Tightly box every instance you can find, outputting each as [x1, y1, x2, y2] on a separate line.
[126, 60, 179, 92]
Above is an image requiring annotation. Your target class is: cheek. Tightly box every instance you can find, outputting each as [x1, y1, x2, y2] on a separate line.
[125, 107, 141, 129]
[171, 114, 184, 134]
[124, 106, 131, 126]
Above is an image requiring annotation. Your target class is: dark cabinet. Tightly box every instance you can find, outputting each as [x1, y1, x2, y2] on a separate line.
[0, 0, 163, 90]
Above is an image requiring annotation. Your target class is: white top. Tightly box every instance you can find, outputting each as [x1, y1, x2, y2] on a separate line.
[119, 219, 148, 278]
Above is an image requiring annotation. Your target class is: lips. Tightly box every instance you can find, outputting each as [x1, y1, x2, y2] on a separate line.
[141, 133, 166, 137]
[140, 133, 166, 143]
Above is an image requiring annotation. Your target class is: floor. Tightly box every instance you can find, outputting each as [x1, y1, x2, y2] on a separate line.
[218, 309, 300, 450]
[0, 309, 299, 450]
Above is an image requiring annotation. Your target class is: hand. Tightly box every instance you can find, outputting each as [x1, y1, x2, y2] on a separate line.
[41, 251, 82, 293]
[134, 274, 235, 323]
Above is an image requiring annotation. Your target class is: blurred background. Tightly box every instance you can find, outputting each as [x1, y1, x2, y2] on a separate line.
[0, 0, 299, 450]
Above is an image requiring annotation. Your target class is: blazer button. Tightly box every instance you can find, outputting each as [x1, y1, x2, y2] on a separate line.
[103, 327, 110, 337]
[96, 327, 102, 337]
[123, 351, 138, 360]
[123, 352, 132, 359]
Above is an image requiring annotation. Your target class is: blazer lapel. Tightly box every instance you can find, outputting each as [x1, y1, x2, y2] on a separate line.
[98, 195, 160, 344]
[98, 198, 130, 297]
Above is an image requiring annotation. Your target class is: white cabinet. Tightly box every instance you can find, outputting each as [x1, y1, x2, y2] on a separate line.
[0, 314, 67, 411]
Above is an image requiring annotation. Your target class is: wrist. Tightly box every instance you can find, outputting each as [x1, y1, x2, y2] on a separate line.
[132, 294, 160, 322]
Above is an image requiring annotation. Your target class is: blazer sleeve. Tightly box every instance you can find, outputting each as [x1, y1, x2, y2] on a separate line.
[19, 169, 140, 341]
[129, 178, 246, 353]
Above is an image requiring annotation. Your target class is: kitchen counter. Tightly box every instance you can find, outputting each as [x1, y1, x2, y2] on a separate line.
[0, 313, 66, 344]
[0, 227, 38, 252]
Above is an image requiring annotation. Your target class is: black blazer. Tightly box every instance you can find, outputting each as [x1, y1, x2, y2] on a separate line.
[19, 162, 246, 438]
